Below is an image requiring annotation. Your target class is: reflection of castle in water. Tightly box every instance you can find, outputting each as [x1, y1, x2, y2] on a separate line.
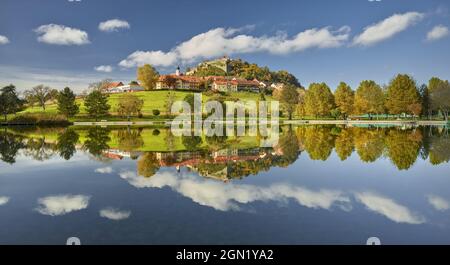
[154, 148, 287, 182]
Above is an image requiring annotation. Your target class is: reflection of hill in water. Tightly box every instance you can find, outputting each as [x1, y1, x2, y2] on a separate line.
[1, 125, 449, 179]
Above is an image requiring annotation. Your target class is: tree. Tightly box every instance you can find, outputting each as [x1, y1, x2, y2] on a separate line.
[304, 83, 335, 117]
[274, 70, 301, 87]
[385, 74, 421, 117]
[57, 87, 79, 118]
[0, 85, 23, 121]
[279, 85, 299, 120]
[430, 80, 450, 122]
[354, 80, 385, 119]
[296, 88, 306, 118]
[84, 90, 110, 121]
[419, 84, 432, 119]
[137, 64, 159, 90]
[87, 79, 113, 93]
[117, 128, 144, 151]
[26, 85, 54, 111]
[117, 94, 144, 120]
[56, 128, 79, 160]
[334, 82, 354, 119]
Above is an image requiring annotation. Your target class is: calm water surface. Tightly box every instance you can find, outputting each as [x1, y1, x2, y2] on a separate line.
[0, 125, 449, 244]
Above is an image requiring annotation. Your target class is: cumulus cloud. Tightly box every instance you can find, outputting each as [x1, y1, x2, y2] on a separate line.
[353, 12, 424, 46]
[94, 65, 113, 73]
[427, 195, 450, 211]
[0, 196, 10, 206]
[100, 207, 131, 220]
[0, 35, 10, 44]
[355, 192, 425, 224]
[119, 26, 350, 68]
[34, 24, 90, 45]
[35, 195, 90, 216]
[119, 171, 351, 211]
[426, 25, 449, 41]
[99, 19, 130, 32]
[95, 166, 114, 174]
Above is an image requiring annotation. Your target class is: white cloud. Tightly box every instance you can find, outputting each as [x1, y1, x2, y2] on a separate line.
[426, 25, 449, 41]
[119, 171, 351, 211]
[0, 35, 10, 45]
[34, 24, 90, 45]
[119, 26, 350, 68]
[94, 65, 113, 73]
[427, 195, 450, 211]
[95, 166, 114, 174]
[353, 12, 424, 46]
[35, 195, 90, 216]
[0, 196, 10, 206]
[100, 208, 131, 220]
[99, 19, 130, 32]
[355, 192, 425, 224]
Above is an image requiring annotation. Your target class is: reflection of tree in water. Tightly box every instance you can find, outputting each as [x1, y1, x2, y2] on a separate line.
[386, 129, 422, 170]
[137, 152, 160, 178]
[182, 135, 203, 151]
[56, 128, 79, 160]
[23, 137, 55, 161]
[335, 128, 354, 161]
[429, 128, 450, 165]
[205, 135, 228, 151]
[83, 127, 111, 157]
[274, 126, 300, 166]
[0, 129, 25, 164]
[164, 130, 176, 151]
[301, 126, 335, 161]
[117, 127, 144, 151]
[354, 128, 385, 163]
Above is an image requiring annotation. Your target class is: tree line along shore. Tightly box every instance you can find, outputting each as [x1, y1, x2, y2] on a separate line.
[1, 68, 449, 125]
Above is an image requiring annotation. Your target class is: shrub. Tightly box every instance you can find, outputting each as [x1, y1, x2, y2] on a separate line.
[152, 109, 160, 116]
[8, 113, 70, 125]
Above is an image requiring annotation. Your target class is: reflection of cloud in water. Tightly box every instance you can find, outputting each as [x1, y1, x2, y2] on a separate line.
[355, 192, 425, 224]
[100, 207, 131, 220]
[0, 196, 10, 206]
[119, 171, 351, 212]
[36, 195, 90, 216]
[95, 167, 113, 174]
[427, 195, 450, 211]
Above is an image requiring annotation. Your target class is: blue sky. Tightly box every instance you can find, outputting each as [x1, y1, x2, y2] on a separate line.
[0, 0, 449, 92]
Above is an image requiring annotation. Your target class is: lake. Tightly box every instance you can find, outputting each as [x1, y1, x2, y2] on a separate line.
[0, 125, 449, 245]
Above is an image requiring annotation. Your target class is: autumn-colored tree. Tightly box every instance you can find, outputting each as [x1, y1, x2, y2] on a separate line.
[137, 64, 159, 90]
[296, 88, 306, 118]
[385, 74, 421, 116]
[334, 82, 354, 119]
[304, 83, 335, 117]
[117, 94, 144, 120]
[279, 84, 299, 120]
[354, 80, 385, 119]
